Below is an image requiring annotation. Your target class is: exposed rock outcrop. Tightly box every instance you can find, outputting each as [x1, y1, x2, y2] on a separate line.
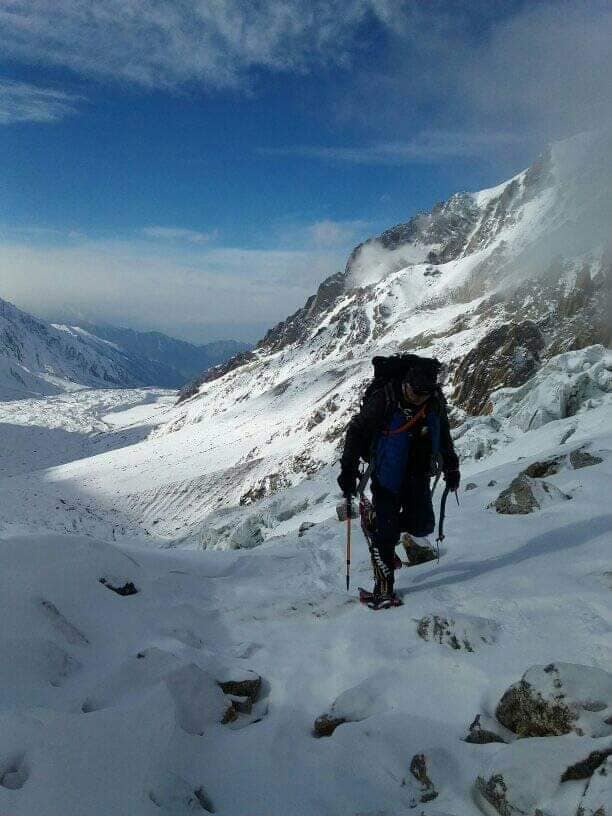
[495, 663, 612, 738]
[453, 321, 545, 415]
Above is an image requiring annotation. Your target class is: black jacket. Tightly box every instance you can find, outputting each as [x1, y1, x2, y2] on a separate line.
[340, 383, 459, 481]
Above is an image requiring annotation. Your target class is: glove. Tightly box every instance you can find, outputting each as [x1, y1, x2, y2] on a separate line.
[444, 468, 460, 492]
[337, 470, 358, 497]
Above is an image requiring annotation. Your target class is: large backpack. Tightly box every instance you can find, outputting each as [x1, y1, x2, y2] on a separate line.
[363, 353, 442, 407]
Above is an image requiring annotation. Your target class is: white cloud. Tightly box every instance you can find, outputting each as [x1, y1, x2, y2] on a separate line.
[308, 219, 370, 247]
[142, 226, 216, 245]
[260, 130, 523, 165]
[0, 235, 344, 341]
[333, 1, 612, 147]
[0, 78, 82, 124]
[0, 1, 392, 90]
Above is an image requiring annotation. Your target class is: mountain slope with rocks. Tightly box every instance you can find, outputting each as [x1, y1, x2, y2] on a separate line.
[163, 131, 611, 530]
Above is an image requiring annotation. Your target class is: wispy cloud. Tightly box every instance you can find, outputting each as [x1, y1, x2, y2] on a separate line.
[260, 130, 524, 166]
[141, 226, 216, 245]
[0, 1, 392, 90]
[0, 78, 82, 124]
[307, 219, 370, 248]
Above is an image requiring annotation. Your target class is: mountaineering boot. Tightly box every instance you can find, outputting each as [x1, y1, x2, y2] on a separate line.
[366, 592, 403, 611]
[358, 587, 403, 610]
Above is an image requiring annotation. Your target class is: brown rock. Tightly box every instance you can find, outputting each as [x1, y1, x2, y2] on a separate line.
[561, 748, 612, 782]
[218, 674, 262, 704]
[313, 714, 347, 738]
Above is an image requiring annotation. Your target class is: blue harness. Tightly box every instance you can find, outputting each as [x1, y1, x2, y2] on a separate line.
[373, 404, 441, 494]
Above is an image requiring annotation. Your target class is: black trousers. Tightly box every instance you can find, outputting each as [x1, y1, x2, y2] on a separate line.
[369, 476, 434, 594]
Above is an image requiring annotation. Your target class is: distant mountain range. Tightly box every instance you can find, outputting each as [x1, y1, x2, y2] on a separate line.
[0, 299, 250, 399]
[72, 322, 250, 388]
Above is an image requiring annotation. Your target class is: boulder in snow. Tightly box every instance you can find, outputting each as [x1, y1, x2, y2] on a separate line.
[522, 456, 564, 478]
[495, 663, 612, 738]
[217, 670, 262, 705]
[417, 614, 499, 652]
[313, 713, 347, 738]
[402, 534, 437, 565]
[474, 735, 612, 816]
[166, 664, 237, 735]
[569, 446, 603, 470]
[492, 474, 571, 514]
[313, 678, 387, 737]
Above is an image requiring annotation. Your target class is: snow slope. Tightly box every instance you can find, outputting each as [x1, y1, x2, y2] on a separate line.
[0, 377, 610, 815]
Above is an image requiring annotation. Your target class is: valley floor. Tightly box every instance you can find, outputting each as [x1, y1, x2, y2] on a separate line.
[0, 387, 610, 815]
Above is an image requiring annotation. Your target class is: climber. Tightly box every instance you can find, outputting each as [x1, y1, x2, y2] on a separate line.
[337, 354, 460, 609]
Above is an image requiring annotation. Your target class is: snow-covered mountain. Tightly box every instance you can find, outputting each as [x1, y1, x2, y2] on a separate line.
[0, 298, 248, 398]
[155, 131, 611, 526]
[72, 322, 250, 388]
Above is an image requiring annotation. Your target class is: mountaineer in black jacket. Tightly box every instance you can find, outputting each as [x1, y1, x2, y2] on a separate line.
[338, 356, 459, 608]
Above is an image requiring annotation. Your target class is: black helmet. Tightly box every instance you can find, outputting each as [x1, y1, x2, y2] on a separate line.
[403, 357, 440, 395]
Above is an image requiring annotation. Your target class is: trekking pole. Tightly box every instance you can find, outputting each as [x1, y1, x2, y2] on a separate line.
[345, 496, 352, 591]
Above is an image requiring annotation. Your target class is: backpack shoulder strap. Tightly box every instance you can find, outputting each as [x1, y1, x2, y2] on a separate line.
[383, 381, 395, 411]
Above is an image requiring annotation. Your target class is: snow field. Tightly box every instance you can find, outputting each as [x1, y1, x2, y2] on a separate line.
[0, 378, 610, 814]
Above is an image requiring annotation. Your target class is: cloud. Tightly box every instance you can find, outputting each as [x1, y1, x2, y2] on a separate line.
[0, 78, 82, 124]
[260, 130, 523, 166]
[335, 1, 612, 148]
[460, 1, 612, 136]
[141, 226, 216, 245]
[0, 235, 345, 342]
[0, 1, 393, 90]
[307, 219, 370, 247]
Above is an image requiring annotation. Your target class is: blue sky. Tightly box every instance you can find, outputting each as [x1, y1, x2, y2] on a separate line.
[1, 0, 610, 343]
